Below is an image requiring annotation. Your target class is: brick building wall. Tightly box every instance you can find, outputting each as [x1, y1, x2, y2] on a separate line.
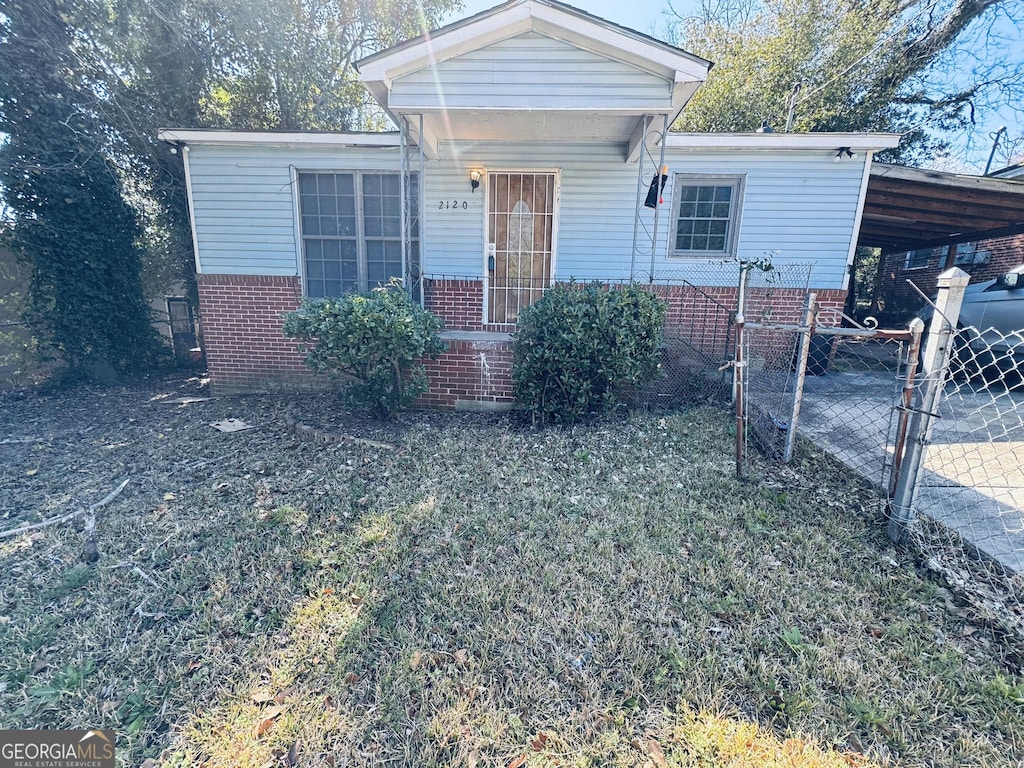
[875, 233, 1024, 316]
[197, 274, 319, 394]
[198, 274, 845, 406]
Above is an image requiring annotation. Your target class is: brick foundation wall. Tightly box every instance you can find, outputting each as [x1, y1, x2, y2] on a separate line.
[419, 339, 515, 409]
[197, 274, 846, 405]
[197, 274, 322, 394]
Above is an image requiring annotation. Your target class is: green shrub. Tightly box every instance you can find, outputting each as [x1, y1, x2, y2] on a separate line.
[282, 280, 446, 420]
[512, 283, 667, 424]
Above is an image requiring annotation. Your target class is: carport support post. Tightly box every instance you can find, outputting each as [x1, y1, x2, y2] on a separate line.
[888, 268, 969, 544]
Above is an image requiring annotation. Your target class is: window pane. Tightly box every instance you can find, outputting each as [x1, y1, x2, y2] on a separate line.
[368, 261, 386, 286]
[302, 215, 320, 236]
[674, 179, 737, 255]
[320, 217, 338, 236]
[299, 175, 317, 195]
[364, 196, 381, 217]
[339, 214, 356, 237]
[364, 173, 381, 195]
[383, 216, 401, 237]
[300, 195, 318, 215]
[317, 174, 336, 196]
[324, 260, 340, 281]
[365, 216, 382, 237]
[306, 259, 323, 279]
[319, 195, 337, 216]
[382, 174, 400, 195]
[304, 240, 322, 259]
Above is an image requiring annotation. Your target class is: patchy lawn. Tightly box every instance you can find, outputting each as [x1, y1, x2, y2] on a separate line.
[0, 375, 1022, 767]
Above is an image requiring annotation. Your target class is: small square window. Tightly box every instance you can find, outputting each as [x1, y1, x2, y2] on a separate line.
[670, 176, 743, 258]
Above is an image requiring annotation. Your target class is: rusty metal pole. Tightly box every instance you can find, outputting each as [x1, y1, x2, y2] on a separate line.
[734, 265, 749, 477]
[889, 317, 924, 497]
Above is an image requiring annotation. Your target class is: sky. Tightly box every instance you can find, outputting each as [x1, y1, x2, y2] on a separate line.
[449, 0, 677, 35]
[443, 0, 1022, 173]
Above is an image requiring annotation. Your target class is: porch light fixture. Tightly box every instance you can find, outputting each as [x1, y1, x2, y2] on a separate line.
[833, 147, 856, 162]
[469, 169, 482, 192]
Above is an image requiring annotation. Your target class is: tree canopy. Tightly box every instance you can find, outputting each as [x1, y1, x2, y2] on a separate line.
[665, 0, 1022, 165]
[0, 0, 458, 374]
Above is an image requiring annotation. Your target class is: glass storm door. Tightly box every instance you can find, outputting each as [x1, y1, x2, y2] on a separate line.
[486, 171, 556, 324]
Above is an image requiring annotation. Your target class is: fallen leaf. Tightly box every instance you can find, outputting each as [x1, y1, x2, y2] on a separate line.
[530, 732, 549, 751]
[345, 672, 360, 685]
[410, 650, 423, 670]
[140, 760, 159, 768]
[163, 493, 176, 501]
[286, 739, 301, 767]
[25, 469, 38, 476]
[454, 648, 469, 666]
[646, 737, 668, 768]
[252, 705, 285, 738]
[250, 688, 276, 703]
[467, 749, 480, 768]
[507, 755, 528, 768]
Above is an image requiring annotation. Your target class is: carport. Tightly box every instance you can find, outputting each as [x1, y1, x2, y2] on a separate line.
[859, 162, 1024, 256]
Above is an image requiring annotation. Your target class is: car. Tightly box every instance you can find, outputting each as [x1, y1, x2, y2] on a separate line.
[917, 264, 1024, 380]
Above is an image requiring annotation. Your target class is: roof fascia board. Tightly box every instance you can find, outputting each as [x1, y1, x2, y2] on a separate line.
[358, 4, 533, 83]
[872, 162, 1024, 193]
[665, 133, 902, 151]
[158, 130, 401, 147]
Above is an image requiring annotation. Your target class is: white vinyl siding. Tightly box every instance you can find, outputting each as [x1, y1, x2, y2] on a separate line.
[389, 32, 672, 111]
[425, 142, 865, 289]
[184, 140, 868, 292]
[185, 143, 401, 276]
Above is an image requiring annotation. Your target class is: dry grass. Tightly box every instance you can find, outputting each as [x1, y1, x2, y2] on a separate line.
[1, 377, 1022, 766]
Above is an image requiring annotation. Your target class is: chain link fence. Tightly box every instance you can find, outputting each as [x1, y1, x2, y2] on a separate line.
[905, 324, 1024, 635]
[736, 267, 1024, 639]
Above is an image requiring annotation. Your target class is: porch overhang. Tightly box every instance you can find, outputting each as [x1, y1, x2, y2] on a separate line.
[859, 163, 1024, 253]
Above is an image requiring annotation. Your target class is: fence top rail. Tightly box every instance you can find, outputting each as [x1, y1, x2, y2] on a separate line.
[743, 321, 912, 340]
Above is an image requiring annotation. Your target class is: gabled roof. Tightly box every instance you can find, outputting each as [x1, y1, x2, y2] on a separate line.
[355, 0, 712, 158]
[355, 0, 710, 88]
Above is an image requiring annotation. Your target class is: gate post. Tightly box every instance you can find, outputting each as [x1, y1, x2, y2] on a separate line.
[783, 291, 817, 463]
[888, 268, 969, 544]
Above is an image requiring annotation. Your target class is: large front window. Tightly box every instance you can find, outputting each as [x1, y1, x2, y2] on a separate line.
[298, 171, 418, 297]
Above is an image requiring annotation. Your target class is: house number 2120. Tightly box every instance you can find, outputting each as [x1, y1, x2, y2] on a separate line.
[438, 200, 469, 210]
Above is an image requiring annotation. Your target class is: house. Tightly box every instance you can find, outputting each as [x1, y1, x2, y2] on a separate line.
[161, 0, 900, 407]
[864, 163, 1024, 318]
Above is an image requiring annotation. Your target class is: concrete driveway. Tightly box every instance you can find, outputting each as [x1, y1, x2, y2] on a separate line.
[794, 370, 1024, 573]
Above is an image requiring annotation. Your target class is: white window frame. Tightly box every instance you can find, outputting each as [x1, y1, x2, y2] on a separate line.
[295, 169, 419, 298]
[669, 174, 745, 259]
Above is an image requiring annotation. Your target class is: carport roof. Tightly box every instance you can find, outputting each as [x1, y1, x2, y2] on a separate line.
[859, 163, 1024, 253]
